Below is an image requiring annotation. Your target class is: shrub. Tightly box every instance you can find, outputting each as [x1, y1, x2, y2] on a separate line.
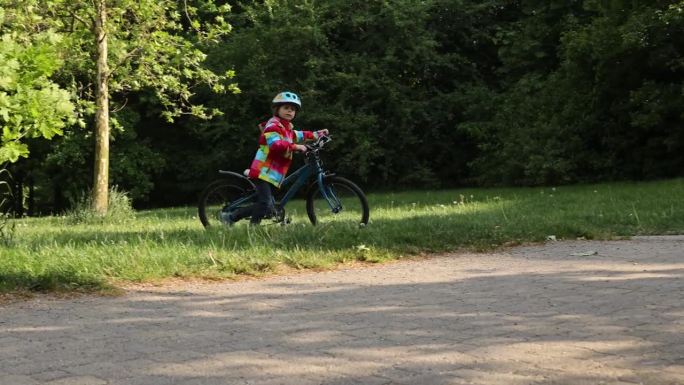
[66, 186, 136, 225]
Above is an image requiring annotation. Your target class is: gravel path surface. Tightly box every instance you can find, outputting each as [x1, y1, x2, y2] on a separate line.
[1, 236, 683, 384]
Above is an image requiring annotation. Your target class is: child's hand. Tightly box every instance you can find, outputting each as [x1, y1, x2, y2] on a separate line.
[317, 129, 329, 137]
[294, 144, 308, 153]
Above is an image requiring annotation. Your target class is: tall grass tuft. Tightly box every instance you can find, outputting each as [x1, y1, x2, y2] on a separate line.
[0, 167, 15, 246]
[66, 186, 136, 225]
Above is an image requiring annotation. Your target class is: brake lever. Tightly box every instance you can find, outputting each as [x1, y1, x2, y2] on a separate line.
[317, 134, 332, 146]
[305, 134, 332, 153]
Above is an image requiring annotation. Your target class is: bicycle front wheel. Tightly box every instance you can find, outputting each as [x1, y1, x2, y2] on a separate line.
[306, 176, 369, 226]
[198, 180, 252, 228]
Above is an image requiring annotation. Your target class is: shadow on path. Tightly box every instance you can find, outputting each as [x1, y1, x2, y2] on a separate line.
[1, 236, 683, 384]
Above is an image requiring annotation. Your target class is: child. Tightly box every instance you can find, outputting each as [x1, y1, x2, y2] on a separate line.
[226, 91, 328, 225]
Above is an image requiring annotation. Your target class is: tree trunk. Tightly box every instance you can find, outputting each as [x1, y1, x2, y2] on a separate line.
[92, 0, 110, 215]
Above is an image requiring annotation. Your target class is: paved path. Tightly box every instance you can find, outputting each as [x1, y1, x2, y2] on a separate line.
[1, 236, 683, 385]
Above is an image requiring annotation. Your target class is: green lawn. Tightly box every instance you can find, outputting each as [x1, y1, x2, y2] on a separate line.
[2, 179, 683, 293]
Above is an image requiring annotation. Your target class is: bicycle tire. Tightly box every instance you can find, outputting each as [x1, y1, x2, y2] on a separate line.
[306, 176, 369, 226]
[198, 179, 252, 228]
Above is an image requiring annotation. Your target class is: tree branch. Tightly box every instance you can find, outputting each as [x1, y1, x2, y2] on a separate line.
[183, 0, 202, 33]
[111, 98, 128, 113]
[67, 9, 93, 30]
[108, 47, 143, 79]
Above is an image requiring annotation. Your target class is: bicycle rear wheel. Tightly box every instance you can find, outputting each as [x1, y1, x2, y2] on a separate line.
[306, 176, 369, 226]
[198, 179, 253, 228]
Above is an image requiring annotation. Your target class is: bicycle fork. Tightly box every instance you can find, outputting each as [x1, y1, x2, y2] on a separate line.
[317, 175, 342, 213]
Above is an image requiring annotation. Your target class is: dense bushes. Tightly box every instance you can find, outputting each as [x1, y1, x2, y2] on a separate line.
[7, 0, 684, 211]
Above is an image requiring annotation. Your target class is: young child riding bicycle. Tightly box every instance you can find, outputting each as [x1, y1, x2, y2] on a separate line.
[225, 91, 328, 225]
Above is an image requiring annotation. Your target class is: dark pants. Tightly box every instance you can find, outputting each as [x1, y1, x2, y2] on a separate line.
[231, 179, 274, 224]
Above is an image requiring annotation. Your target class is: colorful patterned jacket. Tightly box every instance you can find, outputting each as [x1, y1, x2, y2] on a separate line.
[247, 116, 324, 187]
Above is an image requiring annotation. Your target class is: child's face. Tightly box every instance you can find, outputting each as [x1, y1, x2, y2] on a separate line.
[277, 104, 297, 121]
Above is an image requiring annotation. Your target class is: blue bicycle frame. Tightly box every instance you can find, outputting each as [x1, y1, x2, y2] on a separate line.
[224, 157, 341, 216]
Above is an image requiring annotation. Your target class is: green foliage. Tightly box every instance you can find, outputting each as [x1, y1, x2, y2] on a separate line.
[4, 0, 684, 210]
[192, 0, 487, 188]
[1, 0, 238, 122]
[189, 0, 683, 192]
[1, 0, 239, 207]
[464, 0, 684, 185]
[0, 29, 75, 163]
[44, 108, 165, 204]
[116, 0, 678, 208]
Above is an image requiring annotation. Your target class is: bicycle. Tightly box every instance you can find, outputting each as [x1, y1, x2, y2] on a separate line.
[198, 135, 370, 228]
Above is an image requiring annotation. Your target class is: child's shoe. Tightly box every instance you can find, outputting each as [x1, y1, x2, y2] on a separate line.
[220, 211, 236, 226]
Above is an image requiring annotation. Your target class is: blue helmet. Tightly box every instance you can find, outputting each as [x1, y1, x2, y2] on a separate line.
[272, 91, 302, 109]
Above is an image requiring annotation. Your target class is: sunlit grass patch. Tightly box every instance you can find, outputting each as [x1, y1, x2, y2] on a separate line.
[2, 179, 683, 293]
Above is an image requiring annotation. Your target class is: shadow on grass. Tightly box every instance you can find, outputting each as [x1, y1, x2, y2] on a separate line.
[13, 202, 628, 250]
[136, 206, 197, 220]
[1, 243, 683, 384]
[0, 271, 108, 292]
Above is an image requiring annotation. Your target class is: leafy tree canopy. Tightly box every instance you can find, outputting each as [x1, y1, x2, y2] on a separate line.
[0, 16, 75, 163]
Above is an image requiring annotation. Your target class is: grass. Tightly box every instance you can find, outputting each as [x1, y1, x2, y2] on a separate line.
[1, 179, 683, 293]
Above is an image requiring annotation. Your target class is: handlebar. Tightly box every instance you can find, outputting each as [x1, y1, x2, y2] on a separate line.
[306, 134, 332, 152]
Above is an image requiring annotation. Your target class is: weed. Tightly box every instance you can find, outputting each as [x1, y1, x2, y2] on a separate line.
[66, 186, 135, 225]
[0, 167, 15, 246]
